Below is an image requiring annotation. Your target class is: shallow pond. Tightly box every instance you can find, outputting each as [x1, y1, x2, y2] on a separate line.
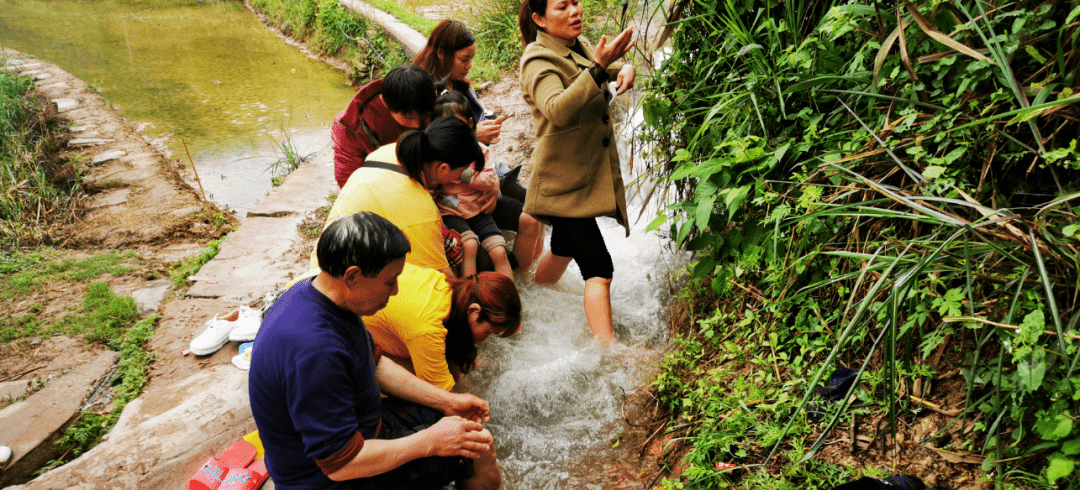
[0, 0, 356, 214]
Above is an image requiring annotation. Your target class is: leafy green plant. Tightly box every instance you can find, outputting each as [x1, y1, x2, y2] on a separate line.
[266, 123, 314, 185]
[641, 0, 1080, 485]
[249, 0, 409, 79]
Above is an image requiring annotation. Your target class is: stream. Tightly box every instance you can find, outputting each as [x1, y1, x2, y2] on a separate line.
[2, 0, 687, 487]
[0, 0, 356, 215]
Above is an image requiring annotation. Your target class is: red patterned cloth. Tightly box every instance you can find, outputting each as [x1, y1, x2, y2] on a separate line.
[441, 224, 464, 268]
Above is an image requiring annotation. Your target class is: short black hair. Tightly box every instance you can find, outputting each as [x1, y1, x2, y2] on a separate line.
[317, 212, 411, 278]
[383, 65, 436, 116]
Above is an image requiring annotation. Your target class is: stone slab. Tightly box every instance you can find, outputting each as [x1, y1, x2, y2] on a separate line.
[6, 365, 254, 490]
[88, 189, 131, 210]
[92, 149, 126, 165]
[70, 125, 96, 133]
[0, 380, 31, 402]
[68, 138, 113, 148]
[0, 351, 118, 488]
[5, 61, 40, 69]
[51, 99, 79, 113]
[129, 279, 172, 315]
[37, 82, 69, 91]
[31, 72, 51, 81]
[184, 215, 306, 301]
[246, 144, 335, 218]
[339, 0, 426, 56]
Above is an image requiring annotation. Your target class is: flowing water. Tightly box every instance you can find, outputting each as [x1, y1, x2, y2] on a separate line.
[0, 0, 356, 215]
[466, 105, 689, 488]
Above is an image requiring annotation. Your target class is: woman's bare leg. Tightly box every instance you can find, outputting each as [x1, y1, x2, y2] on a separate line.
[583, 277, 614, 341]
[514, 213, 544, 271]
[488, 245, 515, 279]
[533, 252, 572, 284]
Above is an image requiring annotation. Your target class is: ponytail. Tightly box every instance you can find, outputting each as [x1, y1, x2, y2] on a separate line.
[395, 129, 429, 183]
[518, 0, 549, 47]
[396, 115, 485, 184]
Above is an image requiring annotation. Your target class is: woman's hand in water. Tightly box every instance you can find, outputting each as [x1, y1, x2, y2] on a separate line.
[476, 115, 507, 145]
[594, 27, 634, 69]
[615, 64, 635, 95]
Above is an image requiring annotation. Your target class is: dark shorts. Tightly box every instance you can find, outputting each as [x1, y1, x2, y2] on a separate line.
[443, 214, 503, 244]
[349, 397, 473, 490]
[491, 195, 524, 233]
[548, 216, 613, 280]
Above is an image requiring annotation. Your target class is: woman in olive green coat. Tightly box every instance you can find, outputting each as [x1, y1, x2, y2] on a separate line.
[518, 0, 635, 342]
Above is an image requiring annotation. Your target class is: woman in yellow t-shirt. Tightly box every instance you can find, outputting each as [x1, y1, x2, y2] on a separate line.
[306, 115, 485, 280]
[363, 264, 521, 391]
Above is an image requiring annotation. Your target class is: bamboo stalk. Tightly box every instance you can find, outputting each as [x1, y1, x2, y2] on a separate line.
[943, 316, 1080, 341]
[181, 138, 208, 203]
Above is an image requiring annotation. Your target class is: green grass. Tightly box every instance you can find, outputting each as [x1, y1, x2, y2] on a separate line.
[169, 236, 226, 288]
[38, 314, 158, 474]
[250, 0, 410, 81]
[267, 123, 314, 186]
[652, 316, 864, 489]
[0, 250, 137, 300]
[366, 0, 437, 35]
[0, 59, 83, 250]
[0, 281, 138, 344]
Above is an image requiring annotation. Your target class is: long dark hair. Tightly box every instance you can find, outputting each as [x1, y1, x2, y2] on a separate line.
[396, 116, 485, 183]
[518, 0, 550, 47]
[414, 19, 476, 81]
[443, 272, 522, 373]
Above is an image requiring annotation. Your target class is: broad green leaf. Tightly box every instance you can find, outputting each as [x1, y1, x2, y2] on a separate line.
[1017, 357, 1047, 393]
[646, 213, 667, 232]
[695, 196, 717, 231]
[1025, 45, 1047, 64]
[943, 147, 966, 165]
[1063, 224, 1080, 238]
[922, 165, 946, 179]
[1036, 413, 1073, 441]
[692, 257, 717, 279]
[1019, 310, 1046, 344]
[1062, 437, 1080, 456]
[1047, 453, 1075, 483]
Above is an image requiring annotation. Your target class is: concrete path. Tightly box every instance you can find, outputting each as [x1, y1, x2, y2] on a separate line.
[338, 0, 427, 57]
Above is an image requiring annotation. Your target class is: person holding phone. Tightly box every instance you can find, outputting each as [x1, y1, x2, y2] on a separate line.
[414, 19, 506, 146]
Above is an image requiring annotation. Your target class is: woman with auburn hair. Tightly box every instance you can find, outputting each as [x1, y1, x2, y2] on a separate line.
[364, 265, 522, 391]
[517, 0, 635, 342]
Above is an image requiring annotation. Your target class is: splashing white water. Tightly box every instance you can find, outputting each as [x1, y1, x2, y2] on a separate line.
[464, 106, 689, 488]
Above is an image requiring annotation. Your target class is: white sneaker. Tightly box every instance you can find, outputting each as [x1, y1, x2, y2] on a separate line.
[0, 445, 12, 467]
[189, 310, 241, 356]
[227, 306, 262, 342]
[231, 342, 254, 370]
